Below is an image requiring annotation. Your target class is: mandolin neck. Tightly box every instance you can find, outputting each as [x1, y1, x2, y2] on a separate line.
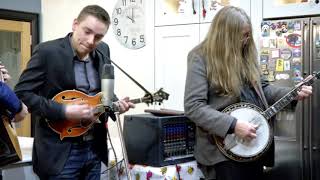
[129, 97, 145, 104]
[95, 97, 149, 114]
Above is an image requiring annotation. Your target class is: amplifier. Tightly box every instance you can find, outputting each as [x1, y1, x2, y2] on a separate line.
[123, 114, 195, 167]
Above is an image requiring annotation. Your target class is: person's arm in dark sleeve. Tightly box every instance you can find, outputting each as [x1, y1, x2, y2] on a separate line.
[14, 45, 65, 122]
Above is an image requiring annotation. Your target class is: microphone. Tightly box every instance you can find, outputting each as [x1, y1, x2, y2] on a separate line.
[101, 63, 117, 121]
[101, 63, 114, 109]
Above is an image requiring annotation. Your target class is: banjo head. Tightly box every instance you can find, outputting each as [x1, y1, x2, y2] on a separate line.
[214, 103, 272, 162]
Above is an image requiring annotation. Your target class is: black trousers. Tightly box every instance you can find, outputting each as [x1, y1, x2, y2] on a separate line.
[200, 161, 264, 180]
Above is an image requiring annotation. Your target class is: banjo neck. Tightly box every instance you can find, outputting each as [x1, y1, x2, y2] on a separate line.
[263, 71, 320, 120]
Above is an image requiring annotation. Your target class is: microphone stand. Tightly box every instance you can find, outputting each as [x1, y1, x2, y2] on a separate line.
[106, 59, 152, 180]
[114, 111, 132, 180]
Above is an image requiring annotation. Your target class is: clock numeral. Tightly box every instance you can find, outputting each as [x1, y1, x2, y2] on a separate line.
[124, 36, 128, 43]
[116, 8, 122, 15]
[117, 29, 121, 36]
[130, 0, 135, 2]
[140, 35, 145, 43]
[132, 38, 136, 46]
[113, 18, 119, 26]
[122, 0, 126, 6]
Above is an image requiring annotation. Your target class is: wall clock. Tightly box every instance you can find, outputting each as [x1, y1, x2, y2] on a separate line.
[112, 0, 146, 49]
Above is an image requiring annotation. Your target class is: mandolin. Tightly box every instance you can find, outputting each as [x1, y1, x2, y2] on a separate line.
[48, 88, 169, 140]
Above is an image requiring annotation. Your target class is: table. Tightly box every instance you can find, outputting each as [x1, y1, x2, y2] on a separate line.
[0, 137, 38, 180]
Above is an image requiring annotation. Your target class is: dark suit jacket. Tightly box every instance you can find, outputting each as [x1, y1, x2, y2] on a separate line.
[14, 33, 113, 177]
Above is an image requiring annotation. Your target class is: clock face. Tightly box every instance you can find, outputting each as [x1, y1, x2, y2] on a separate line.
[112, 0, 146, 49]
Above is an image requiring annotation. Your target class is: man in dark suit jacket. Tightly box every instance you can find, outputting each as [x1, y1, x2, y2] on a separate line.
[14, 5, 134, 180]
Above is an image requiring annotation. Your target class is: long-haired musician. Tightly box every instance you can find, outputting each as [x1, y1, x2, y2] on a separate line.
[184, 6, 312, 180]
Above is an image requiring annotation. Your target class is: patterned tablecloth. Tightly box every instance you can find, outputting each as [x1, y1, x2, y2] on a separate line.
[106, 160, 204, 180]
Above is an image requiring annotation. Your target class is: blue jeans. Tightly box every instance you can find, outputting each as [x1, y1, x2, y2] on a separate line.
[46, 141, 101, 180]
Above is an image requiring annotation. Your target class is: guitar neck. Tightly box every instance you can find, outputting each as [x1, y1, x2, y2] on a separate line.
[263, 75, 317, 119]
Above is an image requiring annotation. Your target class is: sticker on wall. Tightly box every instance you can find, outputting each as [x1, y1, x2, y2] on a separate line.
[279, 22, 288, 33]
[294, 22, 301, 31]
[261, 38, 270, 48]
[280, 49, 292, 60]
[260, 55, 269, 63]
[271, 49, 280, 58]
[277, 38, 287, 48]
[292, 57, 302, 64]
[284, 60, 290, 71]
[267, 71, 275, 81]
[275, 30, 282, 37]
[285, 33, 302, 48]
[275, 22, 288, 36]
[261, 22, 271, 37]
[261, 49, 270, 55]
[276, 73, 290, 80]
[268, 58, 276, 69]
[287, 22, 295, 33]
[276, 59, 284, 72]
[261, 64, 268, 75]
[292, 48, 302, 57]
[270, 23, 276, 30]
[293, 69, 303, 83]
[270, 39, 277, 48]
[292, 64, 302, 72]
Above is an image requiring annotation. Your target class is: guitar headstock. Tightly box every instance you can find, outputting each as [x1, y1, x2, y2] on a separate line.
[153, 88, 169, 105]
[139, 88, 169, 105]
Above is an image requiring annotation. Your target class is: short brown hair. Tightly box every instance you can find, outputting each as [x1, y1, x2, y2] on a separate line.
[77, 5, 110, 26]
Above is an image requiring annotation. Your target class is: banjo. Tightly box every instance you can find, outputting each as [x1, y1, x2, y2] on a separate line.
[213, 71, 320, 162]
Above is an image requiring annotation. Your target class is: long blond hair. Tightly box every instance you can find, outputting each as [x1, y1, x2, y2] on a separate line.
[201, 6, 260, 96]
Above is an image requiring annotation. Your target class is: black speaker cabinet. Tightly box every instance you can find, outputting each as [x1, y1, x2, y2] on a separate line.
[123, 114, 195, 167]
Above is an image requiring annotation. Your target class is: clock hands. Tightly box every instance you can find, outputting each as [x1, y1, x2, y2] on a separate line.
[126, 16, 135, 23]
[126, 8, 135, 23]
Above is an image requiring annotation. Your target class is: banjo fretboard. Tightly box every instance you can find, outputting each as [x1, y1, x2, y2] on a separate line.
[263, 72, 320, 119]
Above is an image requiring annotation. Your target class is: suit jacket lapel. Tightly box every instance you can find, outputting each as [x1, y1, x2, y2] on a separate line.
[60, 34, 76, 88]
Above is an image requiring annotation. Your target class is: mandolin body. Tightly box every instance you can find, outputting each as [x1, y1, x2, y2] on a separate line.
[48, 90, 104, 140]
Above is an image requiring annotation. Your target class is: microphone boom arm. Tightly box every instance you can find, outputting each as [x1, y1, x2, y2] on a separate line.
[109, 59, 153, 102]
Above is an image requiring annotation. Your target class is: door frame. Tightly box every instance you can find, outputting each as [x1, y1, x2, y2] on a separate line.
[0, 9, 39, 137]
[0, 9, 39, 51]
